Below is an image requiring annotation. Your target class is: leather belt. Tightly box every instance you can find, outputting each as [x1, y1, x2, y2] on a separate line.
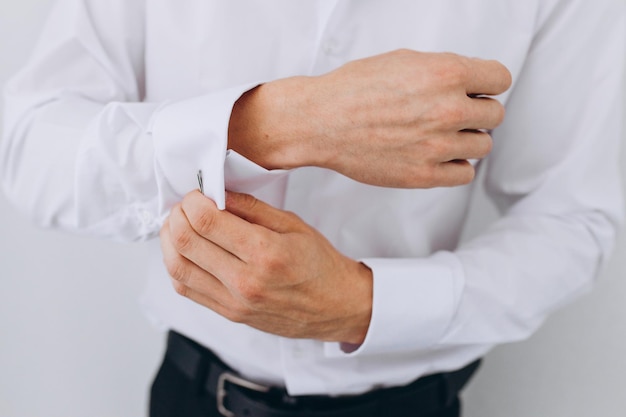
[165, 331, 480, 417]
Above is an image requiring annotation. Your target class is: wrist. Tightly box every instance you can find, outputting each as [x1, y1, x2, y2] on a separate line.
[227, 77, 323, 170]
[340, 260, 373, 345]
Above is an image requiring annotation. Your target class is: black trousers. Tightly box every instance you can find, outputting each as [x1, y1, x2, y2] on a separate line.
[150, 332, 473, 417]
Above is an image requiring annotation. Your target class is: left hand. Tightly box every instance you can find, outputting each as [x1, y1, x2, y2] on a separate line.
[160, 191, 373, 344]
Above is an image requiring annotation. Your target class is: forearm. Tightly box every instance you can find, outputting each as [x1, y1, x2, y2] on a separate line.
[227, 50, 510, 189]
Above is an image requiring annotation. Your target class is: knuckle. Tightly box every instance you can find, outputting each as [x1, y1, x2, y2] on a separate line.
[165, 255, 190, 284]
[249, 242, 284, 272]
[394, 48, 415, 58]
[414, 164, 438, 188]
[226, 303, 251, 324]
[422, 137, 451, 159]
[260, 247, 285, 272]
[235, 277, 264, 304]
[171, 280, 189, 298]
[435, 54, 467, 86]
[171, 227, 194, 253]
[241, 192, 257, 207]
[192, 208, 218, 236]
[433, 100, 467, 126]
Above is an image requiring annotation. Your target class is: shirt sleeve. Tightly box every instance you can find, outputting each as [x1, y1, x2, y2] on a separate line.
[0, 0, 260, 241]
[331, 0, 625, 357]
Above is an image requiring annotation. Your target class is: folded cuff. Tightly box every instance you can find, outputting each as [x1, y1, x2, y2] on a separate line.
[324, 251, 464, 357]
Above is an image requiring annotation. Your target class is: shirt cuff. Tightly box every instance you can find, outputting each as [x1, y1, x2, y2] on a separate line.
[149, 83, 260, 211]
[224, 150, 289, 208]
[324, 251, 464, 357]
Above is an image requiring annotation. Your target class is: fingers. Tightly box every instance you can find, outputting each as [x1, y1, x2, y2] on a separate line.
[421, 131, 492, 186]
[180, 191, 274, 259]
[172, 285, 248, 324]
[463, 96, 506, 131]
[160, 218, 234, 304]
[161, 206, 284, 325]
[435, 160, 476, 187]
[168, 203, 243, 275]
[225, 191, 306, 233]
[440, 96, 505, 132]
[464, 57, 512, 96]
[453, 130, 493, 160]
[426, 130, 492, 163]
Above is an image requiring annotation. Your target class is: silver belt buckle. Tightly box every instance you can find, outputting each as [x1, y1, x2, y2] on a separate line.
[217, 371, 271, 417]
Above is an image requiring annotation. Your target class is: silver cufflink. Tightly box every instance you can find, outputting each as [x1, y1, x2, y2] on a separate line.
[197, 170, 204, 194]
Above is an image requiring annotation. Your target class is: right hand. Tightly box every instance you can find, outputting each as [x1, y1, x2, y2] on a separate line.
[228, 49, 512, 188]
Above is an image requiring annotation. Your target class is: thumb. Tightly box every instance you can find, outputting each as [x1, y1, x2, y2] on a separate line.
[225, 191, 304, 233]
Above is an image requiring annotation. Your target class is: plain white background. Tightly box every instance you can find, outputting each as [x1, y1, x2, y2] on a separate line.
[0, 1, 625, 416]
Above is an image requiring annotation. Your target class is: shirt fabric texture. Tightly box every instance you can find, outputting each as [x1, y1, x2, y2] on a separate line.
[2, 0, 624, 396]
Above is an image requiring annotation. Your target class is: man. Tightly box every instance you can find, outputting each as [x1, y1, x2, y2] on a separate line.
[2, 1, 624, 416]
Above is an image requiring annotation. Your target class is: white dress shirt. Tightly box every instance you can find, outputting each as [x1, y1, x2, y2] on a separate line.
[1, 0, 624, 396]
